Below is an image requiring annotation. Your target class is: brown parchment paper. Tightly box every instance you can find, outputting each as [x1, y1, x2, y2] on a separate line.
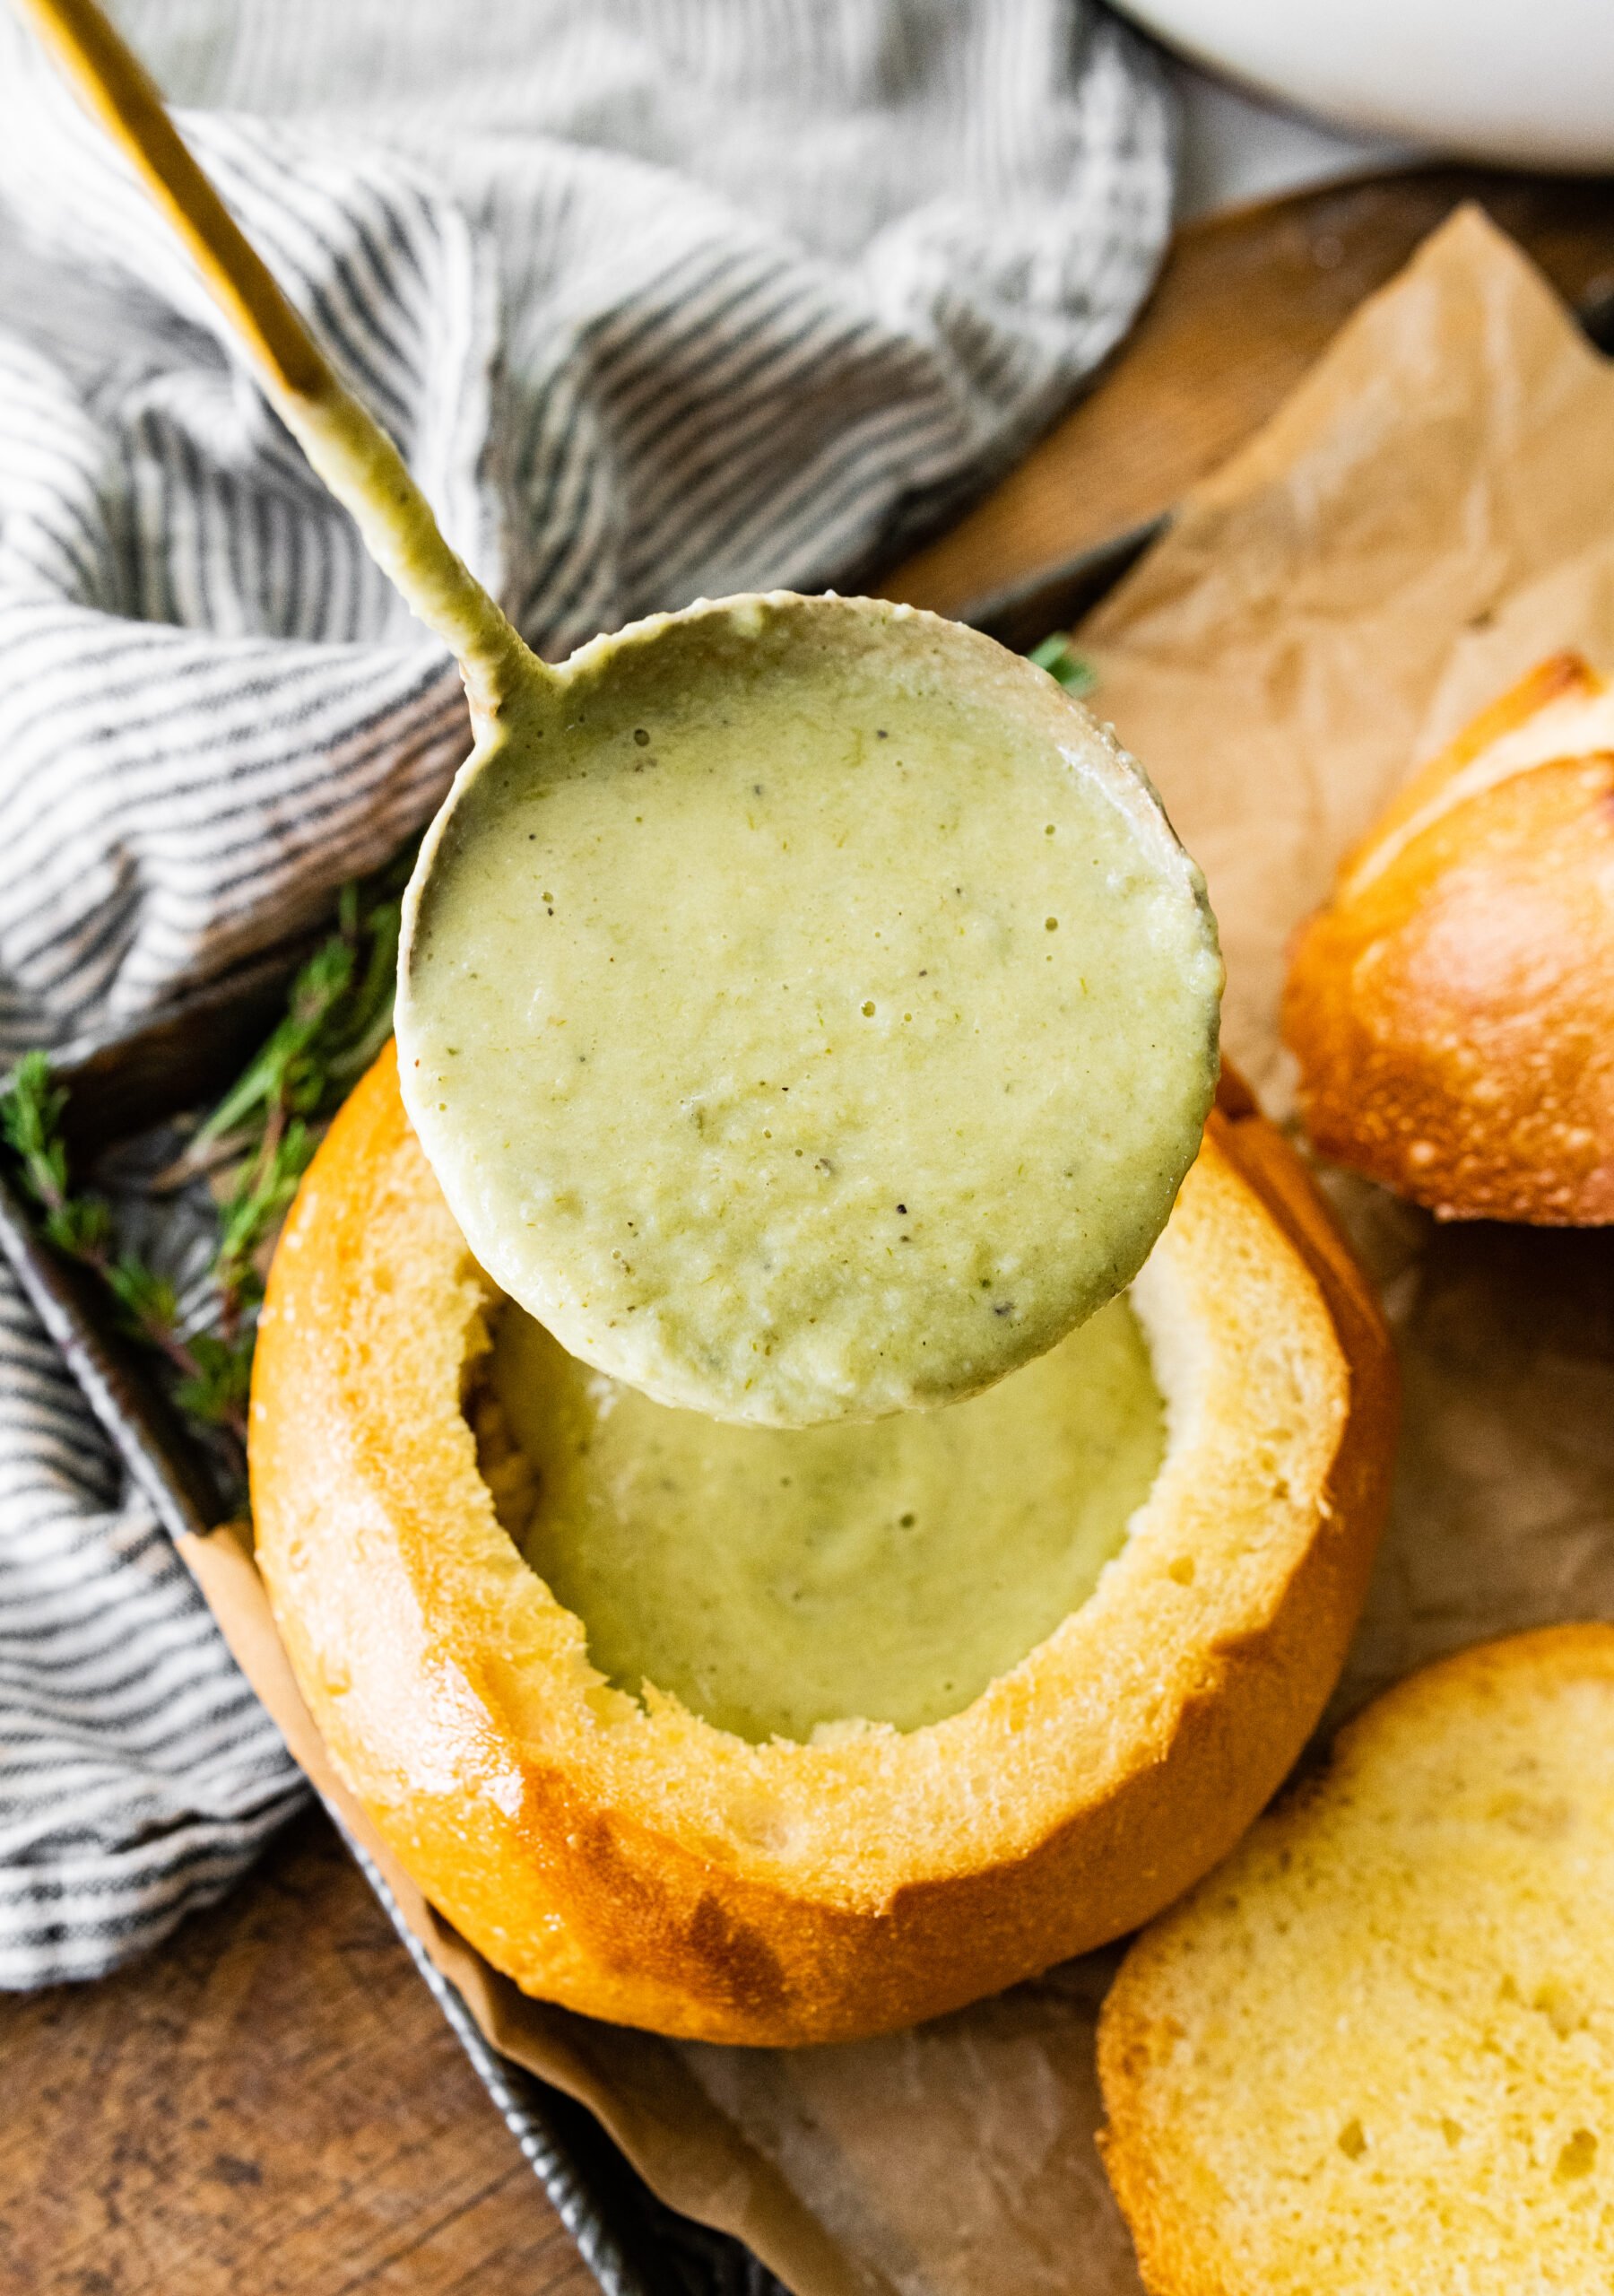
[185, 203, 1614, 2296]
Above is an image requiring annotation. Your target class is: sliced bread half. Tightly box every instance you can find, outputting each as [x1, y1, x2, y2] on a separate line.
[1098, 1624, 1614, 2293]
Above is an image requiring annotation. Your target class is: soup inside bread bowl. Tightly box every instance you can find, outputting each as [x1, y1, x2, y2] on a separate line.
[250, 1052, 1394, 2047]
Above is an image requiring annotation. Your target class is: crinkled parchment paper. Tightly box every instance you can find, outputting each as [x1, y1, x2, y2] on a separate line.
[191, 204, 1614, 2296]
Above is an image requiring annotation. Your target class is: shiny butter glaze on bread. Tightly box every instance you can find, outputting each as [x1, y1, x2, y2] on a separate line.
[1284, 653, 1614, 1223]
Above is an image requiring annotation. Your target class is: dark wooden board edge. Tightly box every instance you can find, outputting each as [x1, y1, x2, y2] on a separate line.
[956, 517, 1165, 656]
[0, 1161, 225, 1539]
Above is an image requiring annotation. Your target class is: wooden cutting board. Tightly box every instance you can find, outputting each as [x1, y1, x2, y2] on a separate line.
[891, 163, 1614, 619]
[4, 164, 1614, 2296]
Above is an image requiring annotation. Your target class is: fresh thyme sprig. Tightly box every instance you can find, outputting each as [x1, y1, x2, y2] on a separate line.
[0, 848, 412, 1482]
[170, 868, 405, 1330]
[1028, 632, 1098, 696]
[0, 1046, 239, 1436]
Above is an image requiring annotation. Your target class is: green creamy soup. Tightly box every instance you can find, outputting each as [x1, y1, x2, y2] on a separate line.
[402, 600, 1220, 1429]
[490, 1291, 1166, 1744]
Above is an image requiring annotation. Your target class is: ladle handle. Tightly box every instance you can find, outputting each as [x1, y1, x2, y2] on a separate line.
[15, 0, 538, 716]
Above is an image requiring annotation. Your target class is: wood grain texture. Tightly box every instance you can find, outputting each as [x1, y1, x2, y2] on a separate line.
[887, 167, 1614, 619]
[4, 163, 1614, 2295]
[0, 1810, 599, 2296]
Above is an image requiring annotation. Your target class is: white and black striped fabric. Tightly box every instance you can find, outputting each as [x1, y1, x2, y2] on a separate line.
[0, 0, 1176, 1986]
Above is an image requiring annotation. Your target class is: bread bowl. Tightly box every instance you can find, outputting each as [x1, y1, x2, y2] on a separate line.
[1284, 653, 1614, 1223]
[1098, 1623, 1614, 2295]
[250, 1048, 1393, 2046]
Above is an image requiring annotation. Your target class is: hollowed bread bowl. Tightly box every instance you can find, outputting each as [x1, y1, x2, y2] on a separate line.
[250, 1048, 1396, 2047]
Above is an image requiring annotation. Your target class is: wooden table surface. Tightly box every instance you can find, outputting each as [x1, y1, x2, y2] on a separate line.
[5, 165, 1614, 2296]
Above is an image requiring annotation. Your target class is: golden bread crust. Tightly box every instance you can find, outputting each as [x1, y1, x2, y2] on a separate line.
[1284, 654, 1614, 1223]
[1097, 1623, 1614, 2296]
[250, 1047, 1395, 2046]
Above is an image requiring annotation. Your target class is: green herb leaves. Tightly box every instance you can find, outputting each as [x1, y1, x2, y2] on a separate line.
[2, 1051, 112, 1260]
[1028, 633, 1098, 697]
[0, 848, 412, 1490]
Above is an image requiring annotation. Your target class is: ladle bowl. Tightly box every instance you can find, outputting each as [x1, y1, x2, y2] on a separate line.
[397, 586, 1220, 1425]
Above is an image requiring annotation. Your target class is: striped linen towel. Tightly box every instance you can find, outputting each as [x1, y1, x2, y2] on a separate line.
[0, 0, 1176, 1986]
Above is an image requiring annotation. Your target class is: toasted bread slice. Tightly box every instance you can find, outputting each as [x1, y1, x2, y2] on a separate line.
[1098, 1624, 1614, 2294]
[1283, 655, 1614, 1222]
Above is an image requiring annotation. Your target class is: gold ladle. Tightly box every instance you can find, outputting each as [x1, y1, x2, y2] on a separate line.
[19, 0, 1222, 1431]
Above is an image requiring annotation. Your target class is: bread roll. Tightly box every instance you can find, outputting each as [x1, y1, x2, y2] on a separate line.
[1098, 1624, 1614, 2295]
[249, 1050, 1394, 2046]
[1284, 653, 1614, 1222]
